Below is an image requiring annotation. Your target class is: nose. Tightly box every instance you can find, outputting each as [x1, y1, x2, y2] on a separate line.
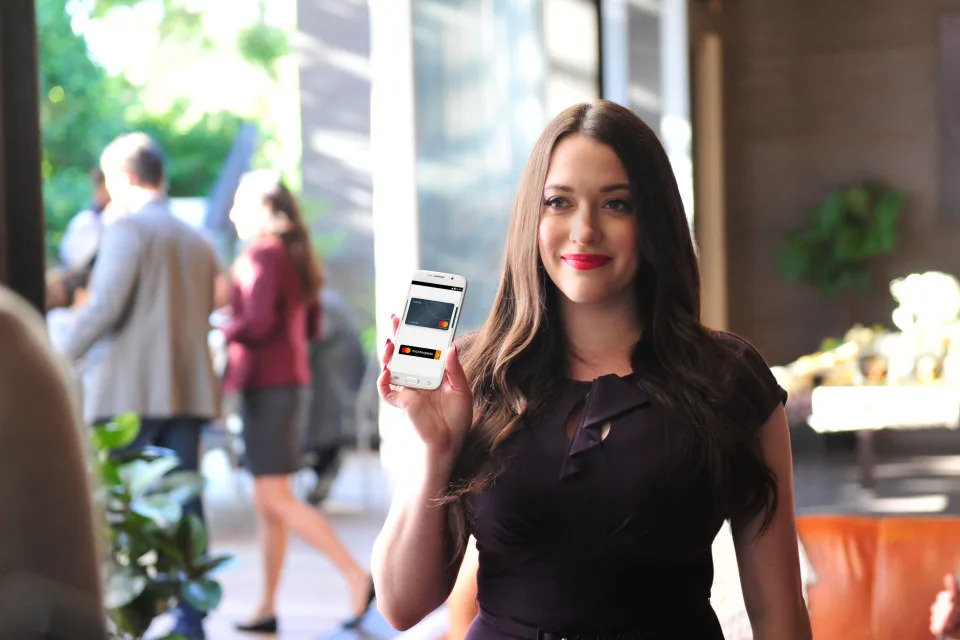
[570, 204, 601, 246]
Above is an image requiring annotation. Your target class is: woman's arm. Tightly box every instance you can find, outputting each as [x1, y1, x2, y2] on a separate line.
[371, 442, 466, 630]
[372, 329, 474, 630]
[731, 405, 812, 640]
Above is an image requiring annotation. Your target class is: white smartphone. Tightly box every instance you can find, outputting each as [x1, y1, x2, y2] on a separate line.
[388, 270, 467, 390]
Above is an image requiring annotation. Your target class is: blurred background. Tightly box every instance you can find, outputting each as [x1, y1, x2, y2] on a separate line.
[5, 0, 960, 638]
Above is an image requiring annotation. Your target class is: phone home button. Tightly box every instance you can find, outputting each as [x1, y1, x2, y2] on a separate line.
[405, 376, 420, 385]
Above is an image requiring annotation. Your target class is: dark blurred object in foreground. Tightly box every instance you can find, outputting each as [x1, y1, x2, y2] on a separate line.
[0, 286, 105, 639]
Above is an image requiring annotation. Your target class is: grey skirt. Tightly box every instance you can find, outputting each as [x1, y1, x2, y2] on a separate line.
[240, 385, 310, 477]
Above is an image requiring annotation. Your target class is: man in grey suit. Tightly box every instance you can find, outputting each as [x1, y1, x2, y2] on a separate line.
[62, 133, 220, 640]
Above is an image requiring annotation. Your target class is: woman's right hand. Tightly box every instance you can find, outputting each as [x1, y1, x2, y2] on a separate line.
[378, 314, 473, 460]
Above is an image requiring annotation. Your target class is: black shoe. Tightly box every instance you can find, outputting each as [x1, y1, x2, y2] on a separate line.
[341, 582, 376, 629]
[235, 615, 278, 633]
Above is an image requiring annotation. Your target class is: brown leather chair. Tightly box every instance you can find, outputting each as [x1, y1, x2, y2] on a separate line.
[798, 515, 960, 640]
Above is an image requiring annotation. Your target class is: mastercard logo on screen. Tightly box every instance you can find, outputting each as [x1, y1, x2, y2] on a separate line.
[398, 344, 442, 360]
[439, 320, 449, 328]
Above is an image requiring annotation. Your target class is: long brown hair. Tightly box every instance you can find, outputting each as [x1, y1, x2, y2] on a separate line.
[442, 100, 778, 559]
[239, 170, 325, 302]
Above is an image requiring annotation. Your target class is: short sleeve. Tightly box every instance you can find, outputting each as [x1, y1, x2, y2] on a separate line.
[714, 331, 788, 426]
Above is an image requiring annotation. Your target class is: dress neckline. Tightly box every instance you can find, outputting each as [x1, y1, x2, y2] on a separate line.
[567, 371, 637, 385]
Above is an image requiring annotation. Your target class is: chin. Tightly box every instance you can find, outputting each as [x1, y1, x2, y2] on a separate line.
[555, 282, 621, 305]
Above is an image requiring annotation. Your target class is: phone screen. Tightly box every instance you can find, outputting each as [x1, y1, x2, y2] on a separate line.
[391, 277, 465, 385]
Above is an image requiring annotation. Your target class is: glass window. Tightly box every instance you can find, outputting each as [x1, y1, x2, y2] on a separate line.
[412, 0, 547, 332]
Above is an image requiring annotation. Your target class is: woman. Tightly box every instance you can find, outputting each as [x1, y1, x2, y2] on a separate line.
[224, 170, 374, 632]
[372, 101, 812, 639]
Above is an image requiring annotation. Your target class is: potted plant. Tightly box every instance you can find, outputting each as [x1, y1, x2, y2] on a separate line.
[89, 414, 232, 640]
[776, 181, 905, 332]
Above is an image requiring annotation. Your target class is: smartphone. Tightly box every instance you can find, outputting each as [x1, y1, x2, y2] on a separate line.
[388, 270, 467, 390]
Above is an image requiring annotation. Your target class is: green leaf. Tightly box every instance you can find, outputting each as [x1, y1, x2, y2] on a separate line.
[182, 578, 223, 612]
[177, 514, 207, 563]
[103, 563, 148, 609]
[131, 494, 183, 527]
[152, 471, 206, 505]
[812, 191, 845, 233]
[91, 413, 140, 452]
[191, 552, 236, 577]
[109, 583, 173, 636]
[121, 457, 180, 498]
[99, 458, 123, 487]
[844, 186, 870, 216]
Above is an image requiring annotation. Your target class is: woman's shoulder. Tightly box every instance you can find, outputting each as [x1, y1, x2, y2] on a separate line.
[710, 329, 787, 417]
[711, 330, 772, 365]
[240, 237, 288, 272]
[247, 235, 285, 256]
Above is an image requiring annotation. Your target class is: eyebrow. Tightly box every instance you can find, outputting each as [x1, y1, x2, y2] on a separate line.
[543, 183, 631, 193]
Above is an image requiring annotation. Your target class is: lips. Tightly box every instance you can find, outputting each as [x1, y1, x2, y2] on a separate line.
[562, 253, 612, 270]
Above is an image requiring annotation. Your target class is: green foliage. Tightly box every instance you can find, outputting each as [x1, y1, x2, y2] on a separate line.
[776, 182, 905, 297]
[91, 414, 232, 640]
[237, 23, 289, 78]
[128, 102, 243, 197]
[37, 0, 248, 263]
[89, 0, 205, 43]
[37, 0, 127, 258]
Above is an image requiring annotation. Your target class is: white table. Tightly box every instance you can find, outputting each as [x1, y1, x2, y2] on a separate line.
[809, 384, 960, 488]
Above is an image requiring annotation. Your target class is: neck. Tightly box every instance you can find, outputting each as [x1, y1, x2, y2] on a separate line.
[560, 288, 642, 380]
[122, 186, 164, 214]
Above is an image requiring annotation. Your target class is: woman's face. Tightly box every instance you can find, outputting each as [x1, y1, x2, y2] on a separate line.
[538, 134, 640, 307]
[229, 184, 268, 241]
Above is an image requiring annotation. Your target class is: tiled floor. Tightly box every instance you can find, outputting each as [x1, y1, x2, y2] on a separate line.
[143, 424, 960, 639]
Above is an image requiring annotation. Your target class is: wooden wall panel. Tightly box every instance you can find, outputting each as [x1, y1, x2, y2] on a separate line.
[694, 0, 960, 364]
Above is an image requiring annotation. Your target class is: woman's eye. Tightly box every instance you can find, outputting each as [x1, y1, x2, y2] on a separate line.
[606, 199, 633, 212]
[544, 196, 571, 209]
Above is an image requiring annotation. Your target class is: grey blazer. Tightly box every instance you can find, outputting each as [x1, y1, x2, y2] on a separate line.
[63, 198, 221, 423]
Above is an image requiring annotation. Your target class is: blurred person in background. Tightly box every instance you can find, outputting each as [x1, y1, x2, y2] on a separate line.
[46, 167, 106, 313]
[303, 286, 367, 507]
[46, 264, 98, 410]
[59, 166, 110, 271]
[224, 169, 374, 633]
[372, 101, 811, 639]
[58, 132, 221, 640]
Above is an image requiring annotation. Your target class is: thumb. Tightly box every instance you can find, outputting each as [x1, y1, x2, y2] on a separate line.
[443, 343, 470, 394]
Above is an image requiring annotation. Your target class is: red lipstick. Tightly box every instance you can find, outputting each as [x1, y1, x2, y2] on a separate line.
[562, 253, 612, 270]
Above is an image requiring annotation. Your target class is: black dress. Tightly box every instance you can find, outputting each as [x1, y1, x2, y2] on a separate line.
[465, 334, 787, 640]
